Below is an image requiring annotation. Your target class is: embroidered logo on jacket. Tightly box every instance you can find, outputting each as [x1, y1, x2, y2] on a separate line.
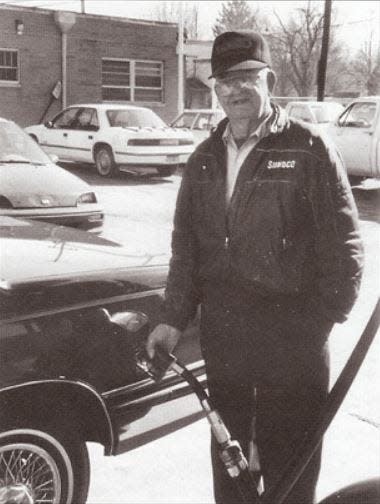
[267, 160, 296, 169]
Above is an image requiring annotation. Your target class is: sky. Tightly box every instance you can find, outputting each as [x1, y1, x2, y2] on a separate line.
[2, 0, 380, 53]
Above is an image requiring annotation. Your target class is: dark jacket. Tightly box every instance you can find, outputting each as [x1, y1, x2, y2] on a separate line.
[162, 107, 364, 330]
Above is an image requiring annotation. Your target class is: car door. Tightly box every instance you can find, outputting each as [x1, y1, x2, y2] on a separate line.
[0, 273, 204, 455]
[329, 101, 376, 177]
[67, 107, 99, 163]
[39, 107, 81, 161]
[99, 293, 204, 455]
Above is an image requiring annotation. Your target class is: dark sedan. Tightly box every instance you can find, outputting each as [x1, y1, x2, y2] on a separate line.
[0, 217, 204, 504]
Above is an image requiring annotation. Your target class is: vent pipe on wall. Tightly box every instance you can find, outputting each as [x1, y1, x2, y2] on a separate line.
[54, 11, 76, 109]
[177, 2, 185, 116]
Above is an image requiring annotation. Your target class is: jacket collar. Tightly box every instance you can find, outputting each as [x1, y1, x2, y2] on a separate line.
[212, 102, 288, 142]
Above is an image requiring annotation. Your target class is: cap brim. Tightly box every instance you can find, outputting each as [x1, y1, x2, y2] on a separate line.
[209, 59, 268, 79]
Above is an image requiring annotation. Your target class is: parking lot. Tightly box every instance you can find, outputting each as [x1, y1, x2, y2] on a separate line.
[60, 164, 380, 504]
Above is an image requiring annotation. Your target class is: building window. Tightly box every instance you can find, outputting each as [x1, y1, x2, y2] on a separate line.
[102, 58, 163, 103]
[0, 49, 19, 83]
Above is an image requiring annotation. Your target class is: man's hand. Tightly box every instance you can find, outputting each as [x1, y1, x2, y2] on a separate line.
[146, 323, 182, 359]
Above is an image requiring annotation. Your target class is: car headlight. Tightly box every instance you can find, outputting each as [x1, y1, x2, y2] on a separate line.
[77, 192, 97, 205]
[0, 196, 13, 208]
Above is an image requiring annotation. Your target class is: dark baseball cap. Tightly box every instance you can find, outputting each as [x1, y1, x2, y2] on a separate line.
[209, 30, 272, 79]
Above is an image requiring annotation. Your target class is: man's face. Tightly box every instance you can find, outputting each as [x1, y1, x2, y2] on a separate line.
[214, 68, 271, 121]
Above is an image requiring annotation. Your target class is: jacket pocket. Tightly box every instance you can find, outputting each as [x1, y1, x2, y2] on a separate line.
[234, 180, 294, 292]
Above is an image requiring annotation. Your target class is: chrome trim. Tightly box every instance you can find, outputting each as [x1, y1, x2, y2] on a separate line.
[102, 359, 205, 400]
[40, 143, 92, 153]
[114, 151, 189, 157]
[111, 372, 207, 411]
[0, 288, 165, 324]
[102, 359, 205, 399]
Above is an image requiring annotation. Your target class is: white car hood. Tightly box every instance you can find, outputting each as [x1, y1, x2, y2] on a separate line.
[0, 162, 91, 208]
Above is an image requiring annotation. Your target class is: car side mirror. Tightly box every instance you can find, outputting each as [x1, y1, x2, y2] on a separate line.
[44, 120, 54, 128]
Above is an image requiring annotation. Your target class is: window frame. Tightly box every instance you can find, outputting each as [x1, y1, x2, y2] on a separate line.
[0, 48, 19, 86]
[338, 101, 376, 129]
[101, 57, 164, 104]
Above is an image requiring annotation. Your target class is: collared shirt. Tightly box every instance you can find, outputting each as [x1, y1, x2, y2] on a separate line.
[223, 114, 272, 203]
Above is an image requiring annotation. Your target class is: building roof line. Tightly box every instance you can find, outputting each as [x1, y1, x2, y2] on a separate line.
[0, 3, 177, 28]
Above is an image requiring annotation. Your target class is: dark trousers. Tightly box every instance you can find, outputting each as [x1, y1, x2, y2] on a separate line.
[200, 295, 333, 504]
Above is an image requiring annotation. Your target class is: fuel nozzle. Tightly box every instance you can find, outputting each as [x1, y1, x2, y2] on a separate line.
[137, 348, 180, 382]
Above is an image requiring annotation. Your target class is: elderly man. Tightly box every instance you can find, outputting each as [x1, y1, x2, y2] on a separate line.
[147, 30, 363, 503]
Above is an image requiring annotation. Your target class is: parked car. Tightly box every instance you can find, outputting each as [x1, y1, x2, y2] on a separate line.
[285, 100, 344, 128]
[170, 108, 225, 147]
[0, 216, 204, 504]
[0, 117, 103, 230]
[327, 96, 380, 182]
[25, 104, 195, 177]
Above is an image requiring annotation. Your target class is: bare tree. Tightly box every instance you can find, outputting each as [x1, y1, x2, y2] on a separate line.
[212, 0, 263, 36]
[350, 33, 380, 95]
[150, 1, 199, 39]
[265, 1, 349, 98]
[269, 2, 326, 96]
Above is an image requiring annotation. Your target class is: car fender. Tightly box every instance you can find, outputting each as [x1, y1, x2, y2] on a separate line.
[0, 379, 115, 455]
[317, 478, 380, 503]
[93, 132, 125, 163]
[92, 139, 114, 160]
[25, 125, 42, 142]
[105, 129, 127, 153]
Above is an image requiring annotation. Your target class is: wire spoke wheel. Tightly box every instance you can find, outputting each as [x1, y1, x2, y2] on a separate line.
[0, 427, 89, 504]
[0, 443, 61, 504]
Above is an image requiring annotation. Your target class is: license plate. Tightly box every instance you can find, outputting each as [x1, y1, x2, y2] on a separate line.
[166, 155, 180, 163]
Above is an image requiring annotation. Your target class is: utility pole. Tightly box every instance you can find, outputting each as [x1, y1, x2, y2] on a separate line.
[81, 0, 85, 14]
[317, 0, 332, 101]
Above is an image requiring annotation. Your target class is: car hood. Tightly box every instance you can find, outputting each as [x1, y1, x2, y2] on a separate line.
[0, 162, 92, 208]
[0, 217, 169, 293]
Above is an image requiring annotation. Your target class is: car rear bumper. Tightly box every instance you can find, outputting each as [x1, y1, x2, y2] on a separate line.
[0, 208, 104, 230]
[114, 151, 191, 166]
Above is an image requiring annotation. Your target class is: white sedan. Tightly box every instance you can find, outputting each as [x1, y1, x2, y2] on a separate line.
[285, 100, 344, 129]
[170, 108, 225, 147]
[25, 104, 195, 177]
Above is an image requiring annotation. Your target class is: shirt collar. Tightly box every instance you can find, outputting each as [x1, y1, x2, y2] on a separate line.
[222, 111, 273, 146]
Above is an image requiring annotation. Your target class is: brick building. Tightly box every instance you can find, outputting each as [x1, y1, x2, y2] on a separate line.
[0, 4, 180, 127]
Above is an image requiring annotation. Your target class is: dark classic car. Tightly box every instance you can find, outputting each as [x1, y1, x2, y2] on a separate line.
[0, 216, 204, 504]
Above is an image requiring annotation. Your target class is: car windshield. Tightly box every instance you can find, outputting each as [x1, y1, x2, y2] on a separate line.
[0, 121, 51, 164]
[311, 103, 343, 123]
[106, 108, 167, 128]
[171, 112, 198, 128]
